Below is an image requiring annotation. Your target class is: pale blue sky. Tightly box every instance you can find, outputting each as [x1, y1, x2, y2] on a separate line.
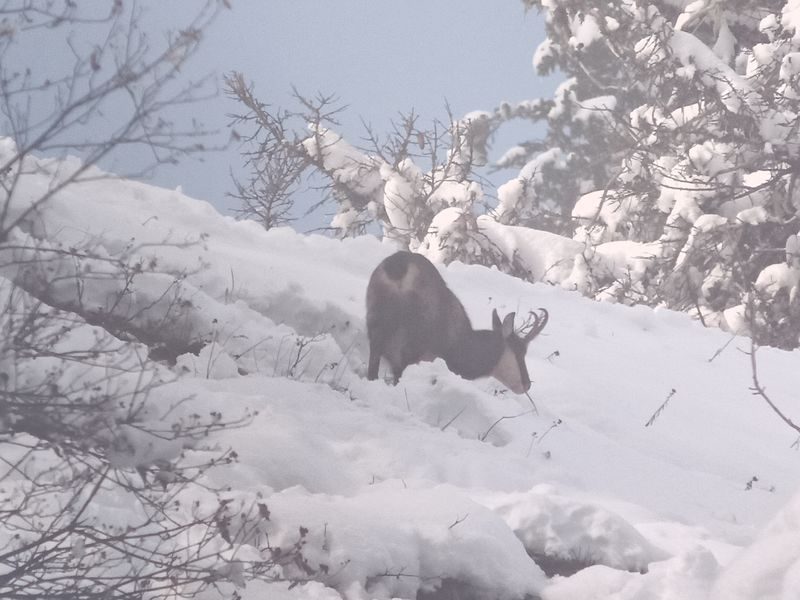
[146, 1, 560, 223]
[26, 2, 561, 225]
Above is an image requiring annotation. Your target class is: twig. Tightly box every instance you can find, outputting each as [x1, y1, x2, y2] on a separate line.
[479, 410, 534, 441]
[749, 341, 800, 435]
[645, 388, 677, 427]
[440, 405, 467, 431]
[537, 418, 563, 444]
[526, 418, 563, 456]
[707, 333, 737, 363]
[448, 513, 469, 529]
[524, 390, 539, 415]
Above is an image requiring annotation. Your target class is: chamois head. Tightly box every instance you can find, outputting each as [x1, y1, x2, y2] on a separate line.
[489, 308, 548, 394]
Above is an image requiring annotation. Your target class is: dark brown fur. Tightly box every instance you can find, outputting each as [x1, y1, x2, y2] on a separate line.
[366, 251, 547, 392]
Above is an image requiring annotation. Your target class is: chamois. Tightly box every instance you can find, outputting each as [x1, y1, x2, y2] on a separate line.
[366, 251, 548, 393]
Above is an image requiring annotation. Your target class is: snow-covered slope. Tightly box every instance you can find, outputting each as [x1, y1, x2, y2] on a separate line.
[5, 148, 800, 599]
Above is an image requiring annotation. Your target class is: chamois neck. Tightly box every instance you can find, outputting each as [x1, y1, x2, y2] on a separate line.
[443, 328, 503, 380]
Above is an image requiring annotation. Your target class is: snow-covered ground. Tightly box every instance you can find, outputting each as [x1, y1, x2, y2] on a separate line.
[5, 147, 800, 599]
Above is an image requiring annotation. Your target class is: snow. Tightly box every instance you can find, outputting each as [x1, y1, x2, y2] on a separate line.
[482, 485, 666, 572]
[573, 95, 617, 124]
[712, 20, 735, 65]
[675, 0, 709, 32]
[477, 215, 584, 282]
[533, 38, 557, 71]
[380, 158, 424, 248]
[669, 30, 761, 114]
[783, 0, 800, 42]
[419, 206, 479, 264]
[5, 145, 800, 598]
[711, 490, 800, 600]
[756, 262, 800, 296]
[568, 13, 603, 50]
[264, 483, 547, 599]
[548, 78, 578, 120]
[736, 205, 770, 225]
[788, 234, 800, 267]
[520, 147, 567, 181]
[496, 145, 529, 169]
[572, 190, 636, 243]
[760, 13, 780, 40]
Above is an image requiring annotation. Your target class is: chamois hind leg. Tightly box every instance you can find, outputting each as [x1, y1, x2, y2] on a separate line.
[367, 347, 381, 380]
[367, 332, 383, 381]
[389, 361, 407, 385]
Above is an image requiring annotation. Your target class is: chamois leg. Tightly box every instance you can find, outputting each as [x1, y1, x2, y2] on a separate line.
[389, 362, 407, 385]
[367, 350, 381, 380]
[367, 336, 382, 381]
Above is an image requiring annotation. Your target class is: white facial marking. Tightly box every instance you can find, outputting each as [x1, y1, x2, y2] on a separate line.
[396, 263, 418, 293]
[377, 263, 419, 294]
[492, 347, 525, 394]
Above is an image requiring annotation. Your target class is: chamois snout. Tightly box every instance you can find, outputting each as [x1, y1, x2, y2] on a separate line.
[366, 251, 549, 393]
[489, 309, 531, 394]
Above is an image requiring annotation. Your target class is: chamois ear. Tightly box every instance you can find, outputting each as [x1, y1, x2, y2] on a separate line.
[501, 312, 516, 338]
[492, 309, 502, 332]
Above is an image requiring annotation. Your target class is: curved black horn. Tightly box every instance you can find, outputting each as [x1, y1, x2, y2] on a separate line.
[524, 308, 549, 342]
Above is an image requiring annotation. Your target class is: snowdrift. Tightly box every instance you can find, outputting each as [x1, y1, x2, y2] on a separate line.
[4, 145, 800, 599]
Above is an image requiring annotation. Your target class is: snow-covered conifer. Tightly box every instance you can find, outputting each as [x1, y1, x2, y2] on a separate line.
[512, 0, 800, 347]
